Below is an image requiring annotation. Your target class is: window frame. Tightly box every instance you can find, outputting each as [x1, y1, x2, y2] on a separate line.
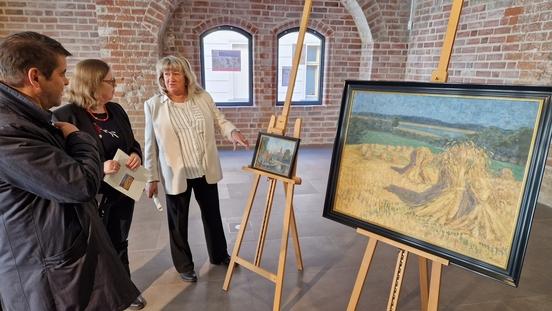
[200, 25, 254, 107]
[276, 27, 325, 106]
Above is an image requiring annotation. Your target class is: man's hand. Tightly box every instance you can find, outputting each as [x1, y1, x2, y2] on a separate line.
[53, 122, 79, 138]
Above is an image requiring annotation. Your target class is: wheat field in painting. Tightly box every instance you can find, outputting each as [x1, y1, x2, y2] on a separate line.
[334, 142, 522, 268]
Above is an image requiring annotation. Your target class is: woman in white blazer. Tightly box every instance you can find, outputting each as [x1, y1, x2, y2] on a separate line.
[144, 56, 248, 282]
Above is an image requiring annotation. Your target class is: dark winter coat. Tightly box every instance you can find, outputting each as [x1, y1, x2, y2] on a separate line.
[0, 82, 139, 311]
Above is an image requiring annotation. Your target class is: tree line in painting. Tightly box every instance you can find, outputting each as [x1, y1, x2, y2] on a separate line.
[348, 112, 532, 167]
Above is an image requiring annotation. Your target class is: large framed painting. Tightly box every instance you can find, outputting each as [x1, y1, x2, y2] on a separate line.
[323, 81, 552, 286]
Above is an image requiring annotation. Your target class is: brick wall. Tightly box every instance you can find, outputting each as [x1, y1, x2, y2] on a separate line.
[360, 0, 411, 80]
[0, 0, 370, 147]
[2, 0, 552, 205]
[405, 0, 552, 85]
[94, 0, 160, 143]
[0, 0, 550, 146]
[0, 0, 100, 64]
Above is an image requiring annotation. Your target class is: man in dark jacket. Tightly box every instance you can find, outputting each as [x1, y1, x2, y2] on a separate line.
[0, 32, 140, 310]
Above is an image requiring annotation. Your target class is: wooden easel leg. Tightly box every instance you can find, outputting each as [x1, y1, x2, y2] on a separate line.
[418, 257, 429, 311]
[427, 262, 443, 311]
[223, 174, 261, 291]
[289, 206, 303, 270]
[273, 182, 295, 311]
[346, 238, 378, 311]
[254, 178, 277, 266]
[431, 0, 464, 82]
[387, 250, 409, 311]
[349, 230, 448, 311]
[283, 182, 303, 271]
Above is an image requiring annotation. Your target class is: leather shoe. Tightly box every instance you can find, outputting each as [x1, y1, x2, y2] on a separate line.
[180, 270, 198, 282]
[212, 255, 231, 265]
[127, 295, 146, 310]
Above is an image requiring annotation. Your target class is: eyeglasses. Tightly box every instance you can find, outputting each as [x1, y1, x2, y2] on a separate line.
[102, 78, 117, 87]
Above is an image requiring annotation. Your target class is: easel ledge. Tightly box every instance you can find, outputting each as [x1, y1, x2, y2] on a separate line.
[242, 166, 302, 185]
[357, 229, 448, 265]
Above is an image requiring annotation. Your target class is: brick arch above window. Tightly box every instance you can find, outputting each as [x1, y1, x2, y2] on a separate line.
[192, 16, 259, 36]
[271, 19, 334, 38]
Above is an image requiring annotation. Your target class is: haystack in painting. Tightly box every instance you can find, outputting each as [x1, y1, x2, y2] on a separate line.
[386, 143, 515, 244]
[391, 147, 436, 185]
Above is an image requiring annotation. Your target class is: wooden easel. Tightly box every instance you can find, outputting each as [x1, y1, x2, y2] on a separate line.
[347, 229, 449, 311]
[222, 1, 313, 310]
[346, 1, 464, 311]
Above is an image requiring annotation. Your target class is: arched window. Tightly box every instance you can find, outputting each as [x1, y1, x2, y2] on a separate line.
[277, 28, 325, 105]
[200, 26, 253, 106]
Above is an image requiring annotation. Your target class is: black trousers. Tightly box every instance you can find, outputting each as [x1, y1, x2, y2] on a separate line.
[165, 176, 228, 273]
[99, 188, 135, 276]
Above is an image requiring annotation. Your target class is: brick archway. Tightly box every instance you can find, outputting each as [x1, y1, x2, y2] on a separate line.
[341, 0, 374, 79]
[141, 0, 181, 36]
[272, 19, 334, 38]
[192, 16, 259, 36]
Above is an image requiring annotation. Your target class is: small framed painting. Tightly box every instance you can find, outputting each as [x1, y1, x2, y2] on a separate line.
[251, 132, 300, 178]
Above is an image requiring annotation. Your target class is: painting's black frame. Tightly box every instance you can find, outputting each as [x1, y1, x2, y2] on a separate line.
[251, 132, 300, 178]
[323, 80, 552, 286]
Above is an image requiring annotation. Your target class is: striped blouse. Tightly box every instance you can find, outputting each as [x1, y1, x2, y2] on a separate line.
[167, 99, 206, 179]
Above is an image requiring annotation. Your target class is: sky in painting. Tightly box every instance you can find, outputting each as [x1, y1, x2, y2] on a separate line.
[352, 91, 540, 130]
[261, 136, 297, 153]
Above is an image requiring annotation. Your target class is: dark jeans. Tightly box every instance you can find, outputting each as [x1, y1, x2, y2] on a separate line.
[99, 189, 135, 276]
[165, 176, 228, 273]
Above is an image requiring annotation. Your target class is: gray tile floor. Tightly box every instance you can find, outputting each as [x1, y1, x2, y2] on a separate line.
[128, 147, 552, 310]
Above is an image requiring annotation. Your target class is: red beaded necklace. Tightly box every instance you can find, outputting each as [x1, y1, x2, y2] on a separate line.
[87, 108, 109, 122]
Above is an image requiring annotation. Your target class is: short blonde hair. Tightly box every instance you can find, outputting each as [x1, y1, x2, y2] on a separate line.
[156, 55, 203, 98]
[65, 59, 109, 109]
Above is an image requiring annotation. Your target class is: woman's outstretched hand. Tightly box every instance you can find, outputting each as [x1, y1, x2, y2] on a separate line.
[231, 130, 249, 151]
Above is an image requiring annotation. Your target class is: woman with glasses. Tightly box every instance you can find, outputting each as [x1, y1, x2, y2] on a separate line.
[53, 59, 146, 310]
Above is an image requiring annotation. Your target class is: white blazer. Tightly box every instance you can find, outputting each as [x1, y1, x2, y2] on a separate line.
[144, 92, 236, 195]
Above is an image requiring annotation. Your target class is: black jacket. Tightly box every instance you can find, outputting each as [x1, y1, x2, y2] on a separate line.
[53, 102, 142, 163]
[53, 102, 142, 196]
[0, 83, 139, 310]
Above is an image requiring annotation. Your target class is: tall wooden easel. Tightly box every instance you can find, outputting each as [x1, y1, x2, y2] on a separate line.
[222, 1, 313, 310]
[346, 1, 464, 311]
